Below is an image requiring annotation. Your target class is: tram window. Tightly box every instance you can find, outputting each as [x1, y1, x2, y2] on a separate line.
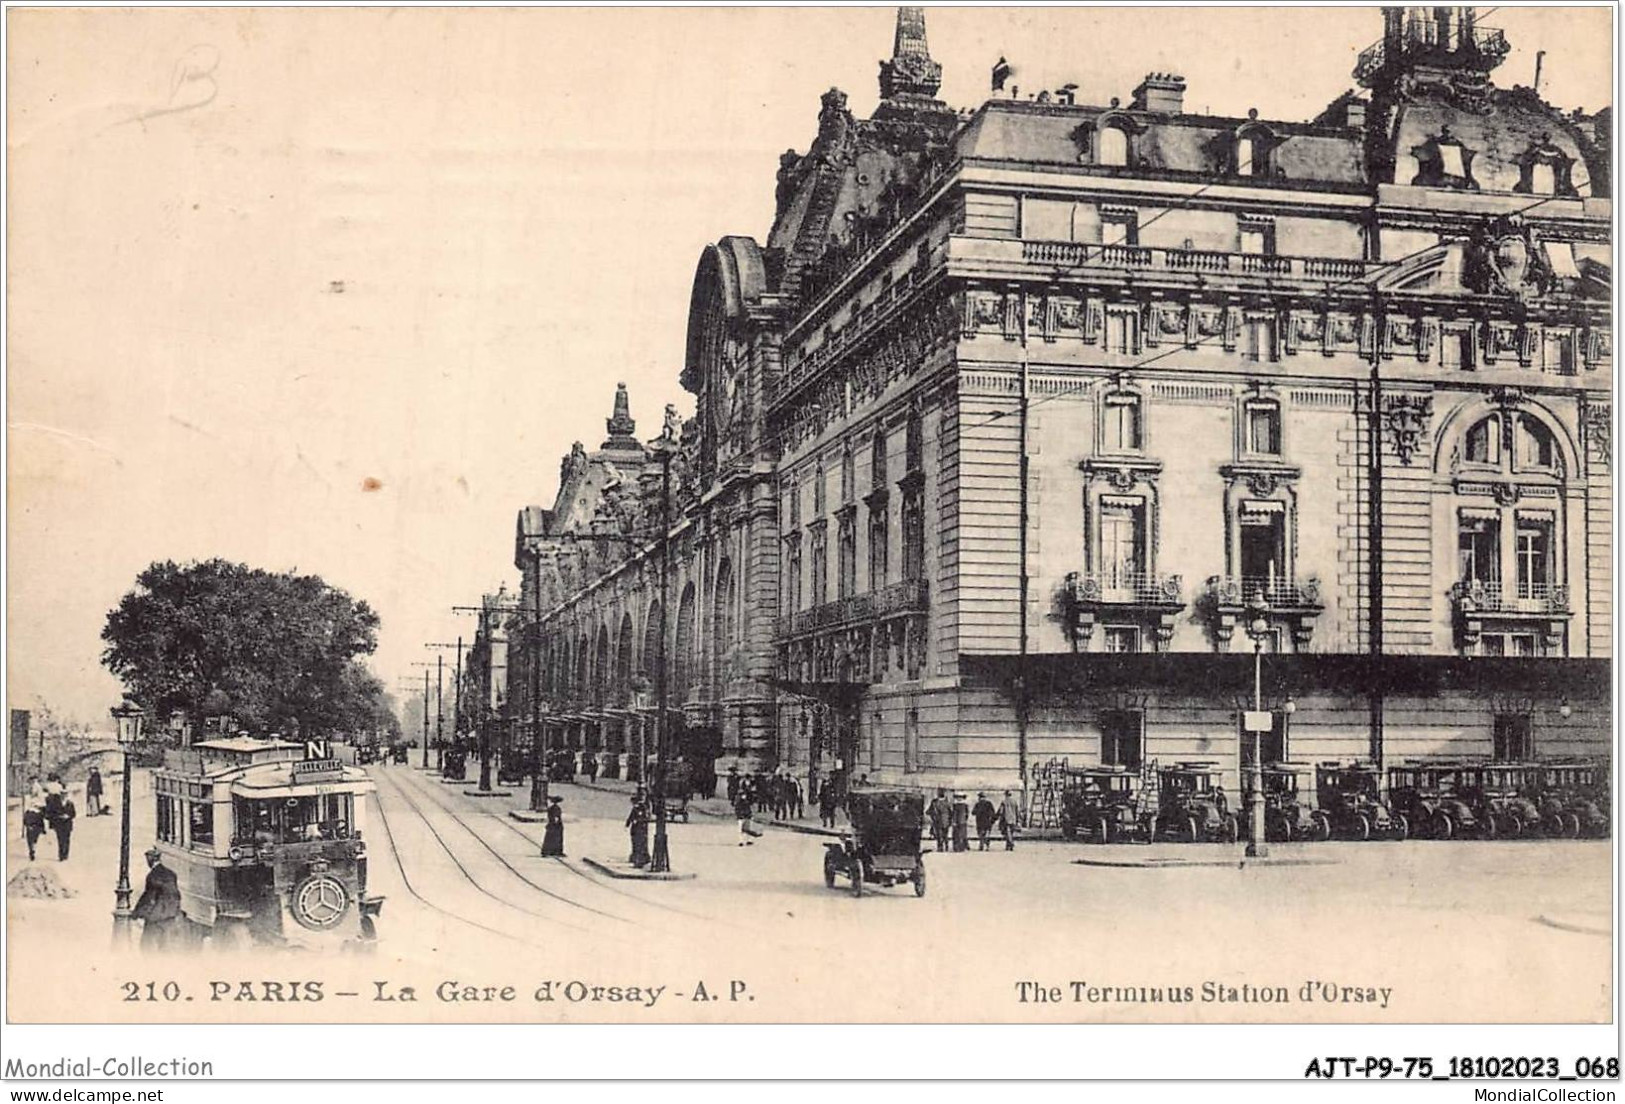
[235, 798, 275, 844]
[156, 796, 177, 843]
[189, 802, 214, 847]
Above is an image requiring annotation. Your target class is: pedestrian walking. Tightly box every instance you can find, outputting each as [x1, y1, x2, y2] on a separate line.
[818, 779, 839, 828]
[585, 755, 599, 784]
[22, 805, 45, 862]
[734, 790, 757, 846]
[85, 767, 105, 817]
[951, 793, 970, 852]
[790, 776, 805, 820]
[973, 792, 997, 851]
[1000, 790, 1022, 851]
[927, 788, 952, 852]
[772, 773, 789, 820]
[541, 796, 566, 857]
[725, 765, 740, 803]
[44, 788, 76, 861]
[626, 794, 651, 868]
[131, 847, 182, 951]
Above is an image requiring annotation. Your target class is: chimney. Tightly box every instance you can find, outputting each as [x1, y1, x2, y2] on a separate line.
[1131, 72, 1186, 114]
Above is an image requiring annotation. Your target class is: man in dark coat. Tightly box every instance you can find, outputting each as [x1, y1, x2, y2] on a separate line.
[927, 789, 952, 852]
[818, 779, 839, 829]
[44, 788, 75, 861]
[625, 794, 651, 868]
[131, 847, 182, 951]
[972, 792, 998, 851]
[951, 793, 971, 852]
[725, 765, 740, 803]
[85, 767, 106, 816]
[22, 806, 45, 861]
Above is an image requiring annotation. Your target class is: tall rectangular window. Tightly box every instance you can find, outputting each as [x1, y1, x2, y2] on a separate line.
[1543, 331, 1577, 375]
[1100, 209, 1137, 244]
[868, 510, 889, 590]
[1515, 520, 1552, 598]
[1098, 499, 1145, 589]
[1242, 316, 1276, 363]
[901, 489, 925, 582]
[1493, 714, 1534, 760]
[1245, 402, 1281, 455]
[1104, 309, 1139, 354]
[1102, 395, 1142, 452]
[1458, 513, 1500, 586]
[903, 709, 920, 774]
[810, 532, 828, 607]
[837, 516, 857, 600]
[786, 545, 803, 613]
[1239, 502, 1286, 588]
[1100, 710, 1144, 769]
[1239, 222, 1274, 254]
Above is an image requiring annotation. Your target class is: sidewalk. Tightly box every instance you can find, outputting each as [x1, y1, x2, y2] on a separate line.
[568, 775, 852, 832]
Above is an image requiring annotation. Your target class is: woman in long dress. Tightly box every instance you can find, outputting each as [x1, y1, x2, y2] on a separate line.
[626, 794, 650, 868]
[540, 796, 566, 857]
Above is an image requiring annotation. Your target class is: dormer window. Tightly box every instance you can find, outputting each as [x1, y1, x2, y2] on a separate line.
[1236, 136, 1257, 176]
[1516, 135, 1577, 197]
[1098, 125, 1129, 167]
[1530, 162, 1556, 195]
[1412, 125, 1478, 190]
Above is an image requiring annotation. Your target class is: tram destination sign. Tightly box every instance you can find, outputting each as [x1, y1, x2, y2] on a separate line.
[291, 758, 346, 783]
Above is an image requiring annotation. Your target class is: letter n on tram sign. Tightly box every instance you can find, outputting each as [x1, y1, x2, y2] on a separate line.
[306, 739, 331, 760]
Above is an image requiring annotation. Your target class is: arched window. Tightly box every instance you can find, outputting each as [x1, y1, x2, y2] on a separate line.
[1098, 126, 1129, 167]
[1464, 416, 1500, 464]
[641, 602, 663, 684]
[615, 613, 634, 703]
[1518, 419, 1556, 470]
[674, 583, 698, 696]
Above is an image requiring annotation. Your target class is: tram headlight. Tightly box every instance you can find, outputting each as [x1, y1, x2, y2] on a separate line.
[228, 845, 244, 862]
[351, 840, 366, 859]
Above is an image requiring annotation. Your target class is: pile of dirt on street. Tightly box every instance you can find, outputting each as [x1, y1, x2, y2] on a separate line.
[7, 866, 76, 899]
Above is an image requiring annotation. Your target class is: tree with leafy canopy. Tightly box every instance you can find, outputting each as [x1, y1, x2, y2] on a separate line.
[101, 559, 384, 742]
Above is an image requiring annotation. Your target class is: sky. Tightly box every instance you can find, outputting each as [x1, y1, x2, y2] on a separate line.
[6, 5, 1612, 728]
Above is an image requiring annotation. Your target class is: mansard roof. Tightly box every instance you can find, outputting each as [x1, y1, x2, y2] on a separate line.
[954, 99, 1368, 189]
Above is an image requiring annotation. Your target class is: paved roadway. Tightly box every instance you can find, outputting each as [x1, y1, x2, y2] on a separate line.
[6, 763, 1612, 1022]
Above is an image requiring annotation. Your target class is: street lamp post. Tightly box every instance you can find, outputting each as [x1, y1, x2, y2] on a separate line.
[651, 436, 674, 873]
[109, 702, 145, 945]
[1243, 595, 1271, 859]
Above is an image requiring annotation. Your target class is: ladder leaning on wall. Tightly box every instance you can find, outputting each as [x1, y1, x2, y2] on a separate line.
[1026, 757, 1069, 829]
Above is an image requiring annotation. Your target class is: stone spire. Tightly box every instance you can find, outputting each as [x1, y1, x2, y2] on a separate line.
[878, 6, 942, 101]
[601, 382, 640, 451]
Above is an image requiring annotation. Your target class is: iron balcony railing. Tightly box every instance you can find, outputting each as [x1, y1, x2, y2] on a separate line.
[1451, 580, 1571, 614]
[1354, 19, 1509, 83]
[777, 577, 929, 639]
[1019, 240, 1373, 282]
[1067, 570, 1184, 606]
[1205, 575, 1324, 609]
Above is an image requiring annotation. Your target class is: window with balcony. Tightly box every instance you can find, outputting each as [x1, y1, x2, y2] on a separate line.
[1098, 125, 1129, 167]
[1493, 714, 1534, 759]
[1239, 501, 1286, 589]
[785, 542, 802, 613]
[1457, 512, 1500, 586]
[837, 513, 857, 600]
[901, 488, 925, 582]
[1239, 221, 1275, 255]
[1482, 633, 1539, 658]
[809, 529, 828, 607]
[1101, 208, 1138, 246]
[1515, 518, 1553, 599]
[1100, 710, 1144, 769]
[1245, 401, 1281, 455]
[869, 509, 889, 590]
[1099, 499, 1147, 589]
[1102, 394, 1142, 452]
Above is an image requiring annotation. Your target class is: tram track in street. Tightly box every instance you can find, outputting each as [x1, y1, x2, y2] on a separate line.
[392, 767, 738, 931]
[368, 771, 551, 950]
[371, 768, 596, 937]
[387, 766, 636, 927]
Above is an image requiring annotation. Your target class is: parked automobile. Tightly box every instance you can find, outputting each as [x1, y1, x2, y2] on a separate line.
[1386, 760, 1480, 840]
[1259, 762, 1332, 842]
[823, 789, 926, 898]
[1058, 766, 1150, 843]
[1154, 762, 1238, 843]
[1452, 763, 1543, 839]
[1538, 759, 1610, 838]
[1315, 761, 1407, 840]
